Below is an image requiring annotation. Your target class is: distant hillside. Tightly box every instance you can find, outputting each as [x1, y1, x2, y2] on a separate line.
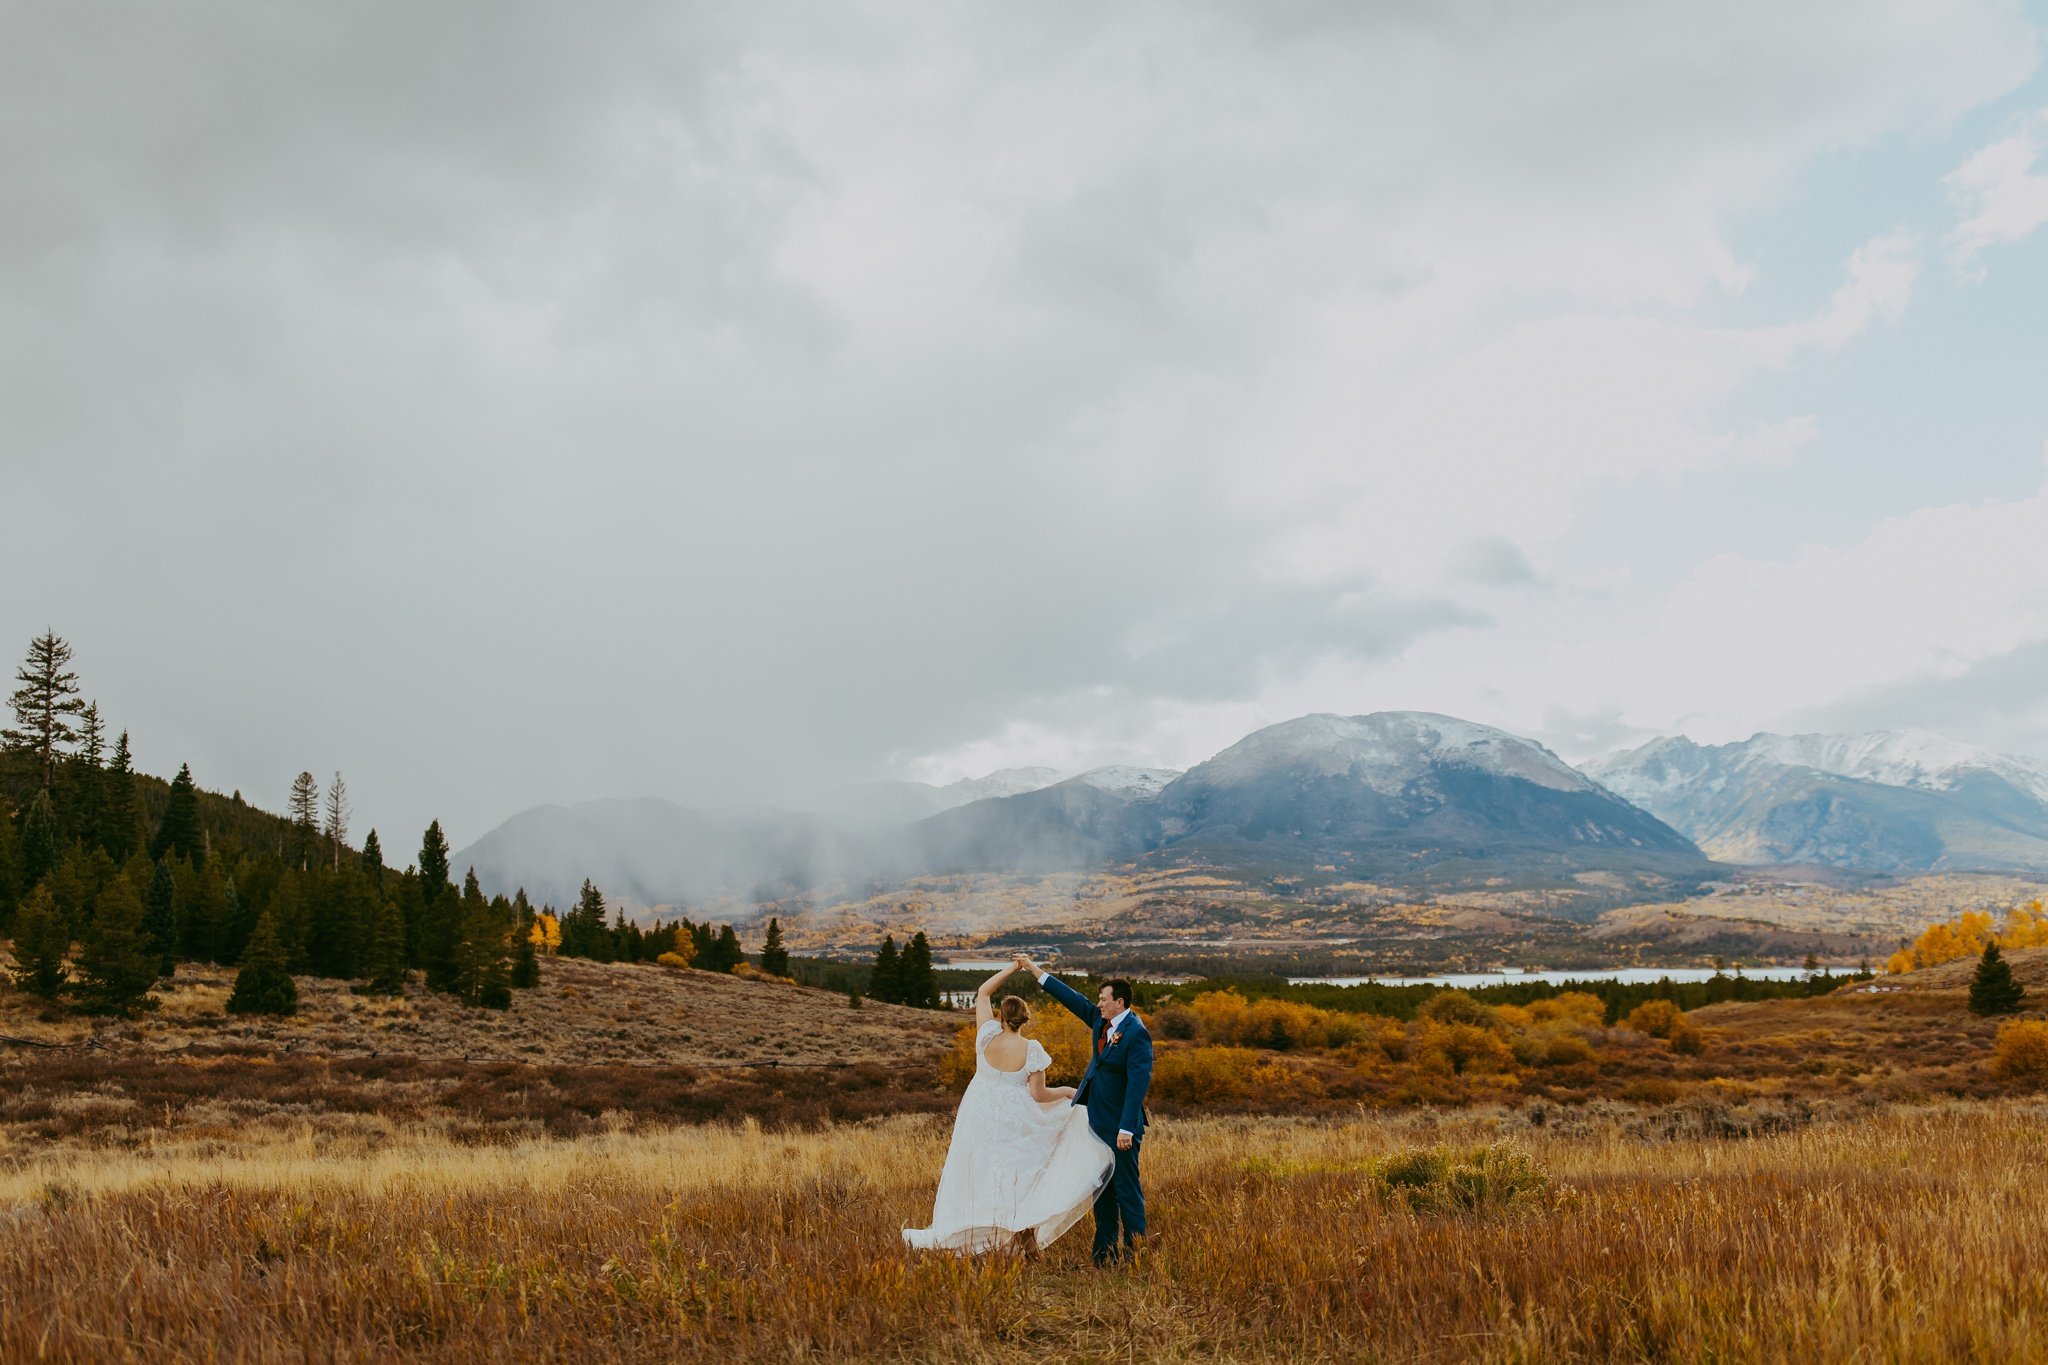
[451, 798, 865, 912]
[1585, 731, 2048, 873]
[458, 712, 1717, 913]
[1145, 713, 1710, 902]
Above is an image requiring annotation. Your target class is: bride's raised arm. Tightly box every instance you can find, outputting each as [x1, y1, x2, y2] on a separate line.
[973, 961, 1019, 1026]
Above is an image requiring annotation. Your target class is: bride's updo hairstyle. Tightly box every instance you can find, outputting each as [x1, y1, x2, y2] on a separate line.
[998, 995, 1030, 1031]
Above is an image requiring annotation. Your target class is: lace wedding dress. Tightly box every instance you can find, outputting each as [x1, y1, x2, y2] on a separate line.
[902, 1020, 1113, 1253]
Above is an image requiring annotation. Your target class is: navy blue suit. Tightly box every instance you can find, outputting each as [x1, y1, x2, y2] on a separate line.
[1041, 973, 1152, 1263]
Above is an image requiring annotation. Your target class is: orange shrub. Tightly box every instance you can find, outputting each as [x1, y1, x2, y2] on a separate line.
[1420, 991, 1499, 1030]
[1152, 1047, 1262, 1103]
[1529, 992, 1606, 1028]
[1190, 990, 1252, 1045]
[1416, 1021, 1517, 1076]
[1241, 998, 1326, 1050]
[1247, 1057, 1328, 1104]
[1993, 1020, 2048, 1081]
[1623, 1000, 1686, 1040]
[1029, 1007, 1093, 1085]
[654, 952, 692, 970]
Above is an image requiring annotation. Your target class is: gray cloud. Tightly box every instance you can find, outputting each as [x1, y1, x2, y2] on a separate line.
[1, 0, 2036, 848]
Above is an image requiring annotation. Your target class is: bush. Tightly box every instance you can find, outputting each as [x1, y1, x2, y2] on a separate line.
[655, 951, 692, 970]
[1242, 997, 1325, 1050]
[1152, 1002, 1199, 1040]
[1528, 991, 1607, 1027]
[1416, 1021, 1517, 1076]
[1419, 991, 1498, 1030]
[1152, 1047, 1263, 1103]
[1993, 1019, 2048, 1081]
[1369, 1144, 1548, 1215]
[1190, 989, 1252, 1045]
[1622, 999, 1686, 1041]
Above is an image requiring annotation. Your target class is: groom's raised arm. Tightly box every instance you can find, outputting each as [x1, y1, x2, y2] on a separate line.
[1026, 959, 1101, 1029]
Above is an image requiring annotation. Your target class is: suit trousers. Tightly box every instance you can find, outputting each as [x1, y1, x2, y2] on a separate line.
[1092, 1135, 1145, 1263]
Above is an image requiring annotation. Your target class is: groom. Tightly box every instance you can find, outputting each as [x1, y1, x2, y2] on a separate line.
[1016, 954, 1152, 1266]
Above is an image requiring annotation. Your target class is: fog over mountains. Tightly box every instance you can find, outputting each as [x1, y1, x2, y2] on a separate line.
[452, 714, 2048, 916]
[1584, 730, 2048, 873]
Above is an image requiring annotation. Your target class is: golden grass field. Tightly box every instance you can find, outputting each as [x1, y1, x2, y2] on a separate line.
[6, 1101, 2048, 1362]
[9, 941, 2048, 1360]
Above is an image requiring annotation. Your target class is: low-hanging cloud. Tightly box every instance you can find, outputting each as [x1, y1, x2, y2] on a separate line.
[1, 0, 2040, 848]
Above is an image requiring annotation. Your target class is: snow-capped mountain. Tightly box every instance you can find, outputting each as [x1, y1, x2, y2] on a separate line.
[1147, 712, 1706, 897]
[1584, 731, 2048, 872]
[938, 766, 1068, 806]
[1067, 765, 1183, 800]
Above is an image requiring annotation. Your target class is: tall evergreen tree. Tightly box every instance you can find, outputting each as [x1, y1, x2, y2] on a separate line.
[361, 896, 409, 996]
[509, 897, 540, 989]
[219, 871, 253, 964]
[417, 820, 452, 900]
[1970, 940, 2026, 1016]
[100, 730, 139, 860]
[141, 859, 181, 979]
[3, 630, 86, 790]
[227, 910, 298, 1016]
[21, 787, 60, 887]
[69, 702, 108, 848]
[562, 880, 609, 960]
[322, 771, 350, 870]
[8, 884, 69, 997]
[902, 931, 940, 1009]
[183, 857, 228, 964]
[760, 917, 789, 977]
[454, 890, 512, 1008]
[0, 809, 19, 928]
[360, 829, 384, 890]
[148, 763, 203, 866]
[417, 824, 460, 989]
[74, 872, 158, 1015]
[699, 923, 742, 973]
[871, 935, 902, 1004]
[288, 771, 319, 869]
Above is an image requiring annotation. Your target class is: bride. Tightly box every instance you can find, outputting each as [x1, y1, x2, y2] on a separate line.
[902, 960, 1113, 1254]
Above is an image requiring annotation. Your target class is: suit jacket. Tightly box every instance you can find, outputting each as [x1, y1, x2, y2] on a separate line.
[1042, 974, 1153, 1142]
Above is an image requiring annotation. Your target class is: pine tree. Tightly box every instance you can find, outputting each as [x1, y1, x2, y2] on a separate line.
[8, 883, 69, 997]
[361, 897, 408, 995]
[417, 823, 459, 990]
[417, 821, 451, 900]
[69, 702, 108, 849]
[3, 630, 86, 790]
[227, 910, 298, 1016]
[699, 923, 742, 973]
[871, 935, 902, 1004]
[360, 829, 383, 890]
[141, 859, 180, 978]
[902, 931, 939, 1009]
[562, 880, 609, 960]
[100, 731, 139, 860]
[509, 901, 540, 988]
[760, 917, 789, 977]
[0, 811, 19, 929]
[1970, 940, 2026, 1016]
[183, 857, 228, 963]
[454, 893, 512, 1008]
[322, 772, 350, 870]
[74, 872, 159, 1015]
[288, 772, 319, 869]
[148, 763, 203, 866]
[21, 787, 60, 887]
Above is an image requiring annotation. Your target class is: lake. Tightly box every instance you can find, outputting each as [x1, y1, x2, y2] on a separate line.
[1287, 966, 1819, 989]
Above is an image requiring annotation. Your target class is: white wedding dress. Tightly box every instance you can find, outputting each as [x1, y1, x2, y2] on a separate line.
[903, 1020, 1114, 1253]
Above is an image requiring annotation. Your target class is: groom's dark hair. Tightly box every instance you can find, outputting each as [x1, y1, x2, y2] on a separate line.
[1105, 978, 1134, 1009]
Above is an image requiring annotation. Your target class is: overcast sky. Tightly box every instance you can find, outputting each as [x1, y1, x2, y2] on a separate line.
[7, 1, 2048, 852]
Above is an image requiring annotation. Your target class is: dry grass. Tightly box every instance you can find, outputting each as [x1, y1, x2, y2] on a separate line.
[0, 954, 955, 1066]
[7, 1102, 2048, 1360]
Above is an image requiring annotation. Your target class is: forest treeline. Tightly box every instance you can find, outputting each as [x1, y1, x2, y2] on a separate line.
[0, 631, 773, 1017]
